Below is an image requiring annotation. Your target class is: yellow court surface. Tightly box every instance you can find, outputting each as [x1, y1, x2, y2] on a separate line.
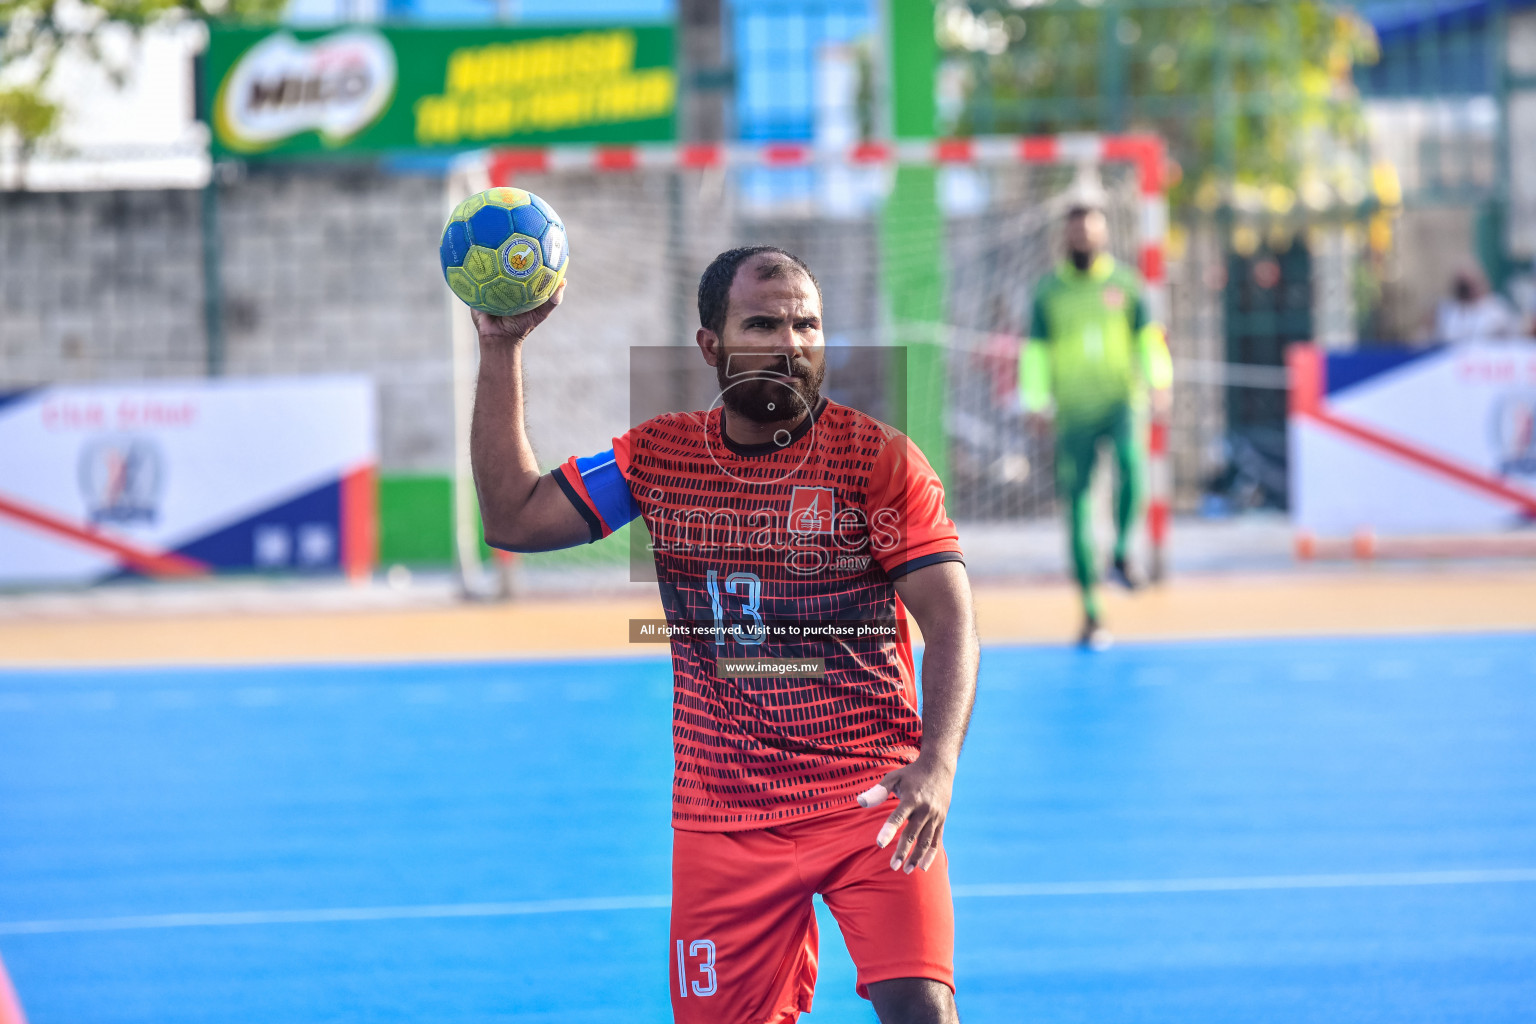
[1, 568, 1532, 667]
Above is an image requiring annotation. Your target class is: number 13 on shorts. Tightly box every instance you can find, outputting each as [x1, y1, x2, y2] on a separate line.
[676, 938, 717, 998]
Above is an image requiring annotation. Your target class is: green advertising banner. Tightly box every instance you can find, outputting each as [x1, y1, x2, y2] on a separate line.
[205, 23, 676, 157]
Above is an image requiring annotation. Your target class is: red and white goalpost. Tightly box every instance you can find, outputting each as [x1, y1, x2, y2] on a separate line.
[446, 133, 1172, 592]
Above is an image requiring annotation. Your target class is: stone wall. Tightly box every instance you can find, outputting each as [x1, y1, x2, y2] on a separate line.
[1, 164, 1221, 508]
[0, 168, 457, 472]
[0, 189, 208, 384]
[0, 166, 695, 475]
[217, 166, 453, 470]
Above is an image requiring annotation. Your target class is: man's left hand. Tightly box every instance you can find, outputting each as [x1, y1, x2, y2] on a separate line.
[858, 755, 957, 873]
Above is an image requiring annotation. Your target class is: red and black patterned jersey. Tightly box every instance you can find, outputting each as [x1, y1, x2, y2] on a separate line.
[554, 397, 964, 831]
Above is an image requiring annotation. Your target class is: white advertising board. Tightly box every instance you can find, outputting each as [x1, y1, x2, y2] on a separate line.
[1289, 341, 1536, 537]
[0, 376, 376, 586]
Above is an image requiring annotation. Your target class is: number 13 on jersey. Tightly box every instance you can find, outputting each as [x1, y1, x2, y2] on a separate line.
[706, 569, 765, 646]
[676, 938, 717, 997]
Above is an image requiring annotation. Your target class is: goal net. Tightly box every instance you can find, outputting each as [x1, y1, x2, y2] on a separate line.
[445, 135, 1168, 593]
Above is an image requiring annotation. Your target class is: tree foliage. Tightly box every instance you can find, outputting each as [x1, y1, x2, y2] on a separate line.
[0, 0, 285, 174]
[938, 0, 1380, 211]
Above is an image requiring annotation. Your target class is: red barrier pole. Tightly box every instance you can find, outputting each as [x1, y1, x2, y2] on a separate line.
[1148, 414, 1170, 582]
[340, 463, 378, 584]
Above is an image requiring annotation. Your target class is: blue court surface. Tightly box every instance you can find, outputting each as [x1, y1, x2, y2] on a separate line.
[2, 634, 1535, 1023]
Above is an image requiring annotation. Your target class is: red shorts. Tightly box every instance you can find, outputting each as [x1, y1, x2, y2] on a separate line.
[669, 802, 955, 1024]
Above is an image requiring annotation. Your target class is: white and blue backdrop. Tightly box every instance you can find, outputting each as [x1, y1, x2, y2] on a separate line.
[1290, 340, 1536, 537]
[0, 376, 376, 586]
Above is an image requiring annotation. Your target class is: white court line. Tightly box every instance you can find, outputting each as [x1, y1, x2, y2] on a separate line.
[0, 896, 671, 936]
[5, 869, 1536, 937]
[950, 868, 1536, 898]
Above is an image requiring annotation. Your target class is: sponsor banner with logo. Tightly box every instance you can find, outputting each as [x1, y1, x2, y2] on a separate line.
[1289, 341, 1536, 535]
[0, 377, 376, 586]
[205, 23, 676, 157]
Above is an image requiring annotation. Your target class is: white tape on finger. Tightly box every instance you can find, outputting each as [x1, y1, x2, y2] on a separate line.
[857, 784, 889, 808]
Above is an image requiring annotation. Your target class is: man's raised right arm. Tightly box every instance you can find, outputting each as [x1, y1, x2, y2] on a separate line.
[468, 283, 593, 553]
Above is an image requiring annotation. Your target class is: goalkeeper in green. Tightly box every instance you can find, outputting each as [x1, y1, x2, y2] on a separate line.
[1020, 204, 1173, 650]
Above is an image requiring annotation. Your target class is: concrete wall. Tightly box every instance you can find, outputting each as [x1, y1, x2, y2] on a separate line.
[0, 189, 208, 384]
[217, 166, 453, 471]
[0, 169, 457, 472]
[0, 167, 761, 477]
[2, 164, 1220, 513]
[506, 169, 679, 467]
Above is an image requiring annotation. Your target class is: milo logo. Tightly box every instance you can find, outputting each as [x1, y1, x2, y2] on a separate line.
[215, 30, 397, 152]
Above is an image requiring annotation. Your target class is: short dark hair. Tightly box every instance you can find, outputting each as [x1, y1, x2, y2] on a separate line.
[697, 246, 822, 336]
[1066, 203, 1103, 220]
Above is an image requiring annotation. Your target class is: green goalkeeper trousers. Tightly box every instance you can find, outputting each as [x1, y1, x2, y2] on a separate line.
[1054, 402, 1144, 620]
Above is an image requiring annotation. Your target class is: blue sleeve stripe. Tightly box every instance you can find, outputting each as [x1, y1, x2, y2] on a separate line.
[574, 449, 640, 532]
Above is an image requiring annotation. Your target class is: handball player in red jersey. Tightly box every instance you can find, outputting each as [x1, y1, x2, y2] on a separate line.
[469, 246, 978, 1024]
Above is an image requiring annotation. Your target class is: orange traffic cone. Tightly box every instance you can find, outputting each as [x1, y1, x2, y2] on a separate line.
[1294, 530, 1317, 561]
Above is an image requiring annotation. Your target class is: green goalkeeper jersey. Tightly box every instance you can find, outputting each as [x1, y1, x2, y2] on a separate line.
[1020, 254, 1172, 426]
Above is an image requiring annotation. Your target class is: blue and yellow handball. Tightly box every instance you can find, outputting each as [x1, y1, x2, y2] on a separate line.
[439, 187, 569, 316]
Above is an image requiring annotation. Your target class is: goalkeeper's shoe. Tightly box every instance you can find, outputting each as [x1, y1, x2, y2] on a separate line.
[1079, 615, 1113, 652]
